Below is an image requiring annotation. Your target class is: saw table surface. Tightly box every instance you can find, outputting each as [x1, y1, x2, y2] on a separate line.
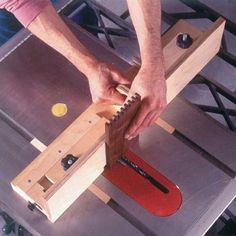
[0, 18, 235, 236]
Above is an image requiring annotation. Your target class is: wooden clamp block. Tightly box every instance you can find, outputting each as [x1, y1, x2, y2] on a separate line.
[11, 18, 225, 222]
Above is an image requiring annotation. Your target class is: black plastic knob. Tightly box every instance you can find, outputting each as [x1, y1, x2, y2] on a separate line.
[176, 33, 193, 49]
[61, 154, 78, 171]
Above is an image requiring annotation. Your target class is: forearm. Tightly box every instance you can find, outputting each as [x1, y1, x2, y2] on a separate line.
[127, 0, 164, 71]
[28, 3, 98, 77]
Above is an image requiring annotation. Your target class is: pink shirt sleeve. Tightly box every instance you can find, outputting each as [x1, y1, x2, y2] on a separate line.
[0, 0, 50, 27]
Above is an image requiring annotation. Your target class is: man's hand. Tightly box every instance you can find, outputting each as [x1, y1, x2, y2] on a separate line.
[125, 0, 165, 139]
[125, 65, 166, 140]
[87, 62, 131, 105]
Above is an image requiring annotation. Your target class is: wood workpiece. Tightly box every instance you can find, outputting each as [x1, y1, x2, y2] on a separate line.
[105, 93, 141, 168]
[11, 18, 225, 222]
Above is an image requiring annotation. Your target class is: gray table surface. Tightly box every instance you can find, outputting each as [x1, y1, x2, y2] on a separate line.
[161, 97, 236, 173]
[0, 17, 235, 236]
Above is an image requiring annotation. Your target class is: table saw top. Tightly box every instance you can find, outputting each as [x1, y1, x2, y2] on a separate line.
[0, 17, 235, 236]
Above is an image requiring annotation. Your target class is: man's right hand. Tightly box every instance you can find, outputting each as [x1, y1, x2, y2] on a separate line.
[87, 62, 131, 105]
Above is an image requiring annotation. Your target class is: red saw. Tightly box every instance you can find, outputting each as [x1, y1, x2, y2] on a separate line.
[103, 94, 182, 216]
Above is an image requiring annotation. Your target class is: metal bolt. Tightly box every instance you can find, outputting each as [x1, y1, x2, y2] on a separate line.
[182, 33, 188, 41]
[68, 159, 73, 165]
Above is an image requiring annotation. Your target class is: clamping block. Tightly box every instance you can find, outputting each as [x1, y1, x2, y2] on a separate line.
[11, 18, 225, 222]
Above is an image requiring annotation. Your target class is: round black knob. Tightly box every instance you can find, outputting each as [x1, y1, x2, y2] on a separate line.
[61, 154, 78, 171]
[176, 33, 193, 49]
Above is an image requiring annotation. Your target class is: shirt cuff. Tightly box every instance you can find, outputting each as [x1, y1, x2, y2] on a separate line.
[4, 0, 50, 27]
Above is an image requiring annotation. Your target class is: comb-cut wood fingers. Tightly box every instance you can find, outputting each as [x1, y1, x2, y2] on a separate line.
[105, 93, 141, 168]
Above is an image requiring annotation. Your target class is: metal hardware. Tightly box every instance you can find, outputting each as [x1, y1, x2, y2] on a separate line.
[27, 202, 36, 212]
[61, 154, 78, 171]
[27, 202, 43, 212]
[176, 33, 193, 49]
[161, 1, 236, 67]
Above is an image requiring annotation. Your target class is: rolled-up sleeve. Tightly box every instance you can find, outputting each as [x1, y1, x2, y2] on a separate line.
[0, 0, 50, 27]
